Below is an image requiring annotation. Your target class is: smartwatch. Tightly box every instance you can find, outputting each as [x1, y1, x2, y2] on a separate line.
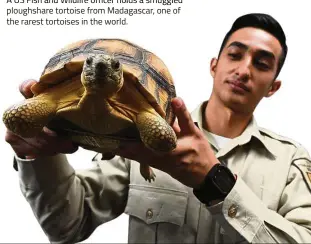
[193, 163, 236, 205]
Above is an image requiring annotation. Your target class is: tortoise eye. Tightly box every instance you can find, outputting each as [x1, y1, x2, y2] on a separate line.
[86, 56, 93, 65]
[112, 60, 120, 70]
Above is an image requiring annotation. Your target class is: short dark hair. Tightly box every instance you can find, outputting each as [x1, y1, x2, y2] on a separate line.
[218, 13, 288, 79]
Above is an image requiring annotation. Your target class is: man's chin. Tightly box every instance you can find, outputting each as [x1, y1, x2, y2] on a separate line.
[223, 96, 253, 115]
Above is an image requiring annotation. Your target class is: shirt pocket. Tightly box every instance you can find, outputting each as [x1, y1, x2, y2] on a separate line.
[124, 184, 188, 226]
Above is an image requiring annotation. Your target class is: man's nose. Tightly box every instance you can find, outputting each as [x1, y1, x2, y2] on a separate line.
[235, 57, 251, 82]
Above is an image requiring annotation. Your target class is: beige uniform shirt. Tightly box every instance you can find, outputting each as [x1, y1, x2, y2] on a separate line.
[16, 101, 311, 243]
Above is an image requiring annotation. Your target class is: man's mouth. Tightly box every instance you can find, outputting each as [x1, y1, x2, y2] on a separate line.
[227, 80, 251, 93]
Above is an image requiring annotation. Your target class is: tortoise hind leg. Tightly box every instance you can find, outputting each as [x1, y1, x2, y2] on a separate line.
[140, 164, 156, 182]
[3, 98, 57, 137]
[136, 112, 177, 152]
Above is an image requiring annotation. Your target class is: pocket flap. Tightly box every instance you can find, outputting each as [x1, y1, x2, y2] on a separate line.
[125, 185, 188, 226]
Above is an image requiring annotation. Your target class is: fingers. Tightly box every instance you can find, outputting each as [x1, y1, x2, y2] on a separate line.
[29, 129, 79, 154]
[5, 130, 40, 157]
[19, 79, 37, 98]
[172, 119, 181, 137]
[5, 129, 79, 158]
[171, 97, 198, 135]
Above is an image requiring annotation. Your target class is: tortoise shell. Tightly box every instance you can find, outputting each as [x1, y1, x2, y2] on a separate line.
[33, 39, 176, 148]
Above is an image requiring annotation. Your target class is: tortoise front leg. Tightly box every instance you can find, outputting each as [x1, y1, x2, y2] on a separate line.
[3, 98, 57, 137]
[136, 112, 177, 152]
[135, 112, 176, 182]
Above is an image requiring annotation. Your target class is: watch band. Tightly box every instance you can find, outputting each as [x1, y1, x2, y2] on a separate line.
[193, 163, 236, 204]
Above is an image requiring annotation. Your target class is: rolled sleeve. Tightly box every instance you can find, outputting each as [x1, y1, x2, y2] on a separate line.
[206, 177, 265, 242]
[206, 157, 311, 243]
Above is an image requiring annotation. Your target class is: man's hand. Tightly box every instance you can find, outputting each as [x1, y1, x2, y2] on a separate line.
[116, 97, 219, 188]
[5, 79, 78, 159]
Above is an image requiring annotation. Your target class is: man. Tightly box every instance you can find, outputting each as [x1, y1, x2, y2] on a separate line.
[5, 13, 311, 243]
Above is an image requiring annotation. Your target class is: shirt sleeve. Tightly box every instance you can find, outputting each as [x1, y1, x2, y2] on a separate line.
[16, 153, 130, 244]
[206, 146, 311, 243]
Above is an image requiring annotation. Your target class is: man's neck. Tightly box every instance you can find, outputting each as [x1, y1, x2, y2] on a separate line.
[203, 96, 253, 139]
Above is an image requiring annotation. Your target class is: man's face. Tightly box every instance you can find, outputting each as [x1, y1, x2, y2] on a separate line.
[210, 27, 283, 114]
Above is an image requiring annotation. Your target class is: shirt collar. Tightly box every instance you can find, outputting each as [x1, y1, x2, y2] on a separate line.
[191, 100, 277, 159]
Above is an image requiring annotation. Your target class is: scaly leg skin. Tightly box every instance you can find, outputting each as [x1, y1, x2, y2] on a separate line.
[3, 98, 57, 138]
[140, 164, 156, 182]
[136, 112, 177, 152]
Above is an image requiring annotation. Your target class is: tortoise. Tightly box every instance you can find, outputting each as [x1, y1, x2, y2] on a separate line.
[3, 39, 177, 181]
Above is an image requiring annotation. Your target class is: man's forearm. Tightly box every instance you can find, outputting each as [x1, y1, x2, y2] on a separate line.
[16, 154, 130, 243]
[16, 154, 90, 243]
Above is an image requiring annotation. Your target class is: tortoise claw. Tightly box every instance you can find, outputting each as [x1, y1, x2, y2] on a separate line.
[140, 164, 156, 182]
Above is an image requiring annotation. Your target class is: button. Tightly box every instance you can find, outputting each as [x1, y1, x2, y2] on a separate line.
[146, 209, 153, 219]
[228, 204, 238, 218]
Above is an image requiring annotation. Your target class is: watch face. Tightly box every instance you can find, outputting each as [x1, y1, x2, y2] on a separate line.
[193, 164, 236, 204]
[212, 166, 236, 194]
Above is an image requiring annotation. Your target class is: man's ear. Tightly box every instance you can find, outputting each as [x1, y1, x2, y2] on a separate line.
[265, 80, 281, 97]
[210, 58, 218, 78]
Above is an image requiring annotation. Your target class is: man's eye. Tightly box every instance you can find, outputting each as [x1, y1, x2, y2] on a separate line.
[228, 53, 241, 60]
[255, 60, 270, 70]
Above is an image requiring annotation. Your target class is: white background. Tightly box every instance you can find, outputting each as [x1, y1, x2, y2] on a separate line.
[1, 0, 311, 243]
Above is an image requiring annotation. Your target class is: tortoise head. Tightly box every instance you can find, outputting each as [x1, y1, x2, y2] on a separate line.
[81, 54, 123, 97]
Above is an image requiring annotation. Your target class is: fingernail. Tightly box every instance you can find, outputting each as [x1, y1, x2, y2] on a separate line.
[43, 127, 57, 136]
[174, 97, 183, 108]
[19, 79, 32, 90]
